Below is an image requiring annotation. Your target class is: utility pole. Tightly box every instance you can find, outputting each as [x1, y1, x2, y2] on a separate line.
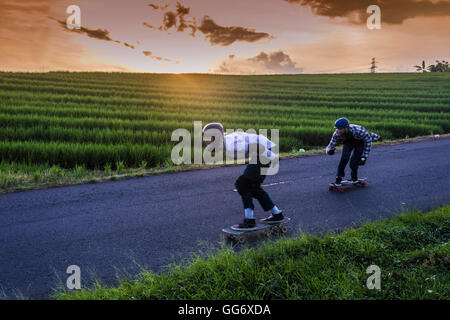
[370, 57, 377, 73]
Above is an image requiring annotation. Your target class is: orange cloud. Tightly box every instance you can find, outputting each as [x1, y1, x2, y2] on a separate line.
[213, 50, 303, 74]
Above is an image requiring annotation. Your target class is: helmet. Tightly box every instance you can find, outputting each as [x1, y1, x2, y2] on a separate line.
[334, 118, 350, 129]
[202, 122, 224, 134]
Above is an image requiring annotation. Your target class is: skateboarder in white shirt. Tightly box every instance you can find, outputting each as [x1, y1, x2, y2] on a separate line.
[203, 123, 284, 230]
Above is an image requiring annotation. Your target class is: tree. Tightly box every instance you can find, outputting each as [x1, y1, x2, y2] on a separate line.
[415, 60, 450, 72]
[427, 60, 449, 72]
[414, 60, 427, 73]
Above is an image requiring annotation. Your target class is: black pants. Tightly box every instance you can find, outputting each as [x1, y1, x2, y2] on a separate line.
[337, 140, 364, 180]
[234, 163, 275, 211]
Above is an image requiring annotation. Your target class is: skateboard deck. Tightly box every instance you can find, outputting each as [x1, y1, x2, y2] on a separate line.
[328, 178, 368, 192]
[222, 217, 291, 243]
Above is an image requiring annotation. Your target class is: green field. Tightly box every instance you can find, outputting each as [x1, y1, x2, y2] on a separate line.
[56, 205, 450, 300]
[1, 72, 449, 191]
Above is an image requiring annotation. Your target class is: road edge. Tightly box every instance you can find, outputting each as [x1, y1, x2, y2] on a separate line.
[1, 133, 448, 195]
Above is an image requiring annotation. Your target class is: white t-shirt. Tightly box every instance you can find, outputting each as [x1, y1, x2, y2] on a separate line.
[223, 132, 277, 162]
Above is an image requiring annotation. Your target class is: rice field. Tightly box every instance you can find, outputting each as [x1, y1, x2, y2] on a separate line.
[0, 71, 449, 173]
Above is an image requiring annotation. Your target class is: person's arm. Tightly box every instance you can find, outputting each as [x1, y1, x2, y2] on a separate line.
[325, 131, 338, 155]
[370, 132, 382, 142]
[352, 126, 372, 159]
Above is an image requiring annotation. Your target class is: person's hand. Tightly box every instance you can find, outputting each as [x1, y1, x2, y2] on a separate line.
[359, 157, 367, 166]
[326, 148, 335, 155]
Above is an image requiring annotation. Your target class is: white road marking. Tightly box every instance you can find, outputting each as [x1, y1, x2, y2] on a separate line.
[233, 180, 292, 191]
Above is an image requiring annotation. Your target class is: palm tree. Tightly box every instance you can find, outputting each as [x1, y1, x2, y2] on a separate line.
[414, 60, 427, 72]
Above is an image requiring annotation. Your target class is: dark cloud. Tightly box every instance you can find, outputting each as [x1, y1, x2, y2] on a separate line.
[145, 2, 196, 35]
[143, 1, 273, 45]
[284, 0, 450, 24]
[175, 2, 190, 16]
[55, 18, 178, 63]
[123, 42, 136, 49]
[55, 19, 113, 41]
[163, 11, 177, 29]
[213, 50, 303, 74]
[148, 3, 169, 10]
[142, 50, 173, 62]
[54, 18, 140, 51]
[198, 16, 273, 46]
[143, 21, 163, 31]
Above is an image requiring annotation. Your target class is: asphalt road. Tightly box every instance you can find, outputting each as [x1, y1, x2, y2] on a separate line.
[0, 138, 449, 299]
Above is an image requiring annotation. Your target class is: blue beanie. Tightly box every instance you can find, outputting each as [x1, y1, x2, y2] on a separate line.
[334, 118, 350, 129]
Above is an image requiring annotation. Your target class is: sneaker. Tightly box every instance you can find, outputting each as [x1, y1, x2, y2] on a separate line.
[231, 218, 257, 231]
[260, 212, 284, 224]
[335, 177, 343, 186]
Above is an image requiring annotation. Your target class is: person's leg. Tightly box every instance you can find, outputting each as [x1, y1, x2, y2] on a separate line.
[350, 142, 364, 180]
[232, 175, 257, 230]
[246, 162, 284, 222]
[251, 185, 275, 212]
[242, 160, 282, 220]
[252, 184, 285, 223]
[337, 143, 353, 182]
[235, 175, 255, 213]
[246, 162, 275, 211]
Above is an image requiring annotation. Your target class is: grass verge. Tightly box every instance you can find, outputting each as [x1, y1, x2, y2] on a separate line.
[56, 205, 449, 300]
[1, 134, 447, 194]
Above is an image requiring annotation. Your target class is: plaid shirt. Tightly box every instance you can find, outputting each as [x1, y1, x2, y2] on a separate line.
[326, 124, 380, 158]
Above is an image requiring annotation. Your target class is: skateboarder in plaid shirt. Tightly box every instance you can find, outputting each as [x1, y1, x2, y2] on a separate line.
[326, 118, 381, 186]
[203, 123, 284, 230]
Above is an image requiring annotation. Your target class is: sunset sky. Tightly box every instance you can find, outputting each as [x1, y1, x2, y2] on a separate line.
[1, 0, 449, 73]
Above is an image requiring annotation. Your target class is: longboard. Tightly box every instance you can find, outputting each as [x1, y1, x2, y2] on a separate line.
[328, 178, 368, 193]
[222, 217, 291, 243]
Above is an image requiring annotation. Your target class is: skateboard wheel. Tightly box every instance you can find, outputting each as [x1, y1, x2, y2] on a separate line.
[280, 226, 288, 233]
[338, 187, 344, 193]
[238, 237, 245, 244]
[328, 185, 333, 191]
[361, 182, 368, 187]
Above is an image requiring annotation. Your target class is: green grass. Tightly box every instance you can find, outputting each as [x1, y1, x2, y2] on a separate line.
[56, 205, 450, 300]
[1, 72, 449, 192]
